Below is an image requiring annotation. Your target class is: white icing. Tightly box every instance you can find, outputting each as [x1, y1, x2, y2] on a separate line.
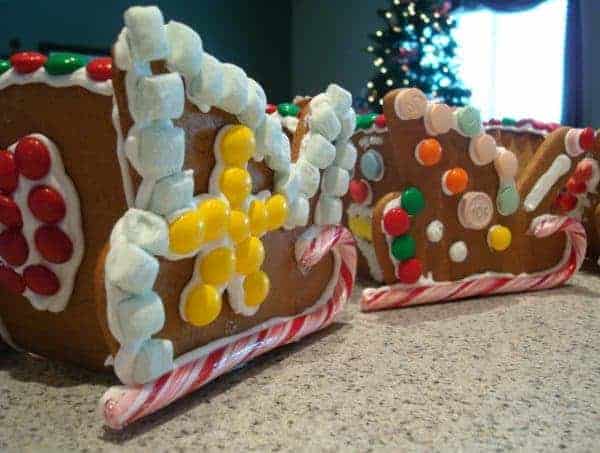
[0, 67, 113, 96]
[111, 102, 135, 207]
[524, 154, 571, 212]
[565, 128, 585, 157]
[0, 315, 19, 350]
[426, 220, 444, 243]
[449, 241, 468, 263]
[355, 236, 383, 282]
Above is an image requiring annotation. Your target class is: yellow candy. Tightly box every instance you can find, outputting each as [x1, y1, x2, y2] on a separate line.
[169, 210, 205, 254]
[220, 167, 252, 208]
[348, 215, 372, 242]
[184, 283, 222, 327]
[197, 198, 231, 242]
[243, 271, 270, 307]
[487, 225, 512, 252]
[266, 194, 288, 231]
[220, 125, 255, 167]
[248, 199, 269, 237]
[235, 236, 265, 275]
[199, 247, 235, 286]
[229, 210, 250, 244]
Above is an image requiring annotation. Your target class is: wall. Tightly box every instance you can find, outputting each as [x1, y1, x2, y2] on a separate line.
[0, 0, 292, 102]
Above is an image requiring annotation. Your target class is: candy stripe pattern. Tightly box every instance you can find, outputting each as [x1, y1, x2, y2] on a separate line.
[361, 215, 585, 312]
[100, 225, 356, 430]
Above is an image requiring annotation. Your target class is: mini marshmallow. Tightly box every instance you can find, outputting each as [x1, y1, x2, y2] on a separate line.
[117, 292, 165, 343]
[302, 134, 336, 169]
[123, 6, 169, 62]
[265, 133, 291, 172]
[122, 209, 169, 255]
[165, 21, 203, 78]
[338, 109, 357, 142]
[188, 54, 224, 113]
[286, 196, 310, 227]
[334, 141, 357, 170]
[315, 195, 343, 226]
[295, 158, 321, 197]
[219, 63, 249, 115]
[135, 121, 185, 179]
[133, 73, 185, 122]
[321, 166, 350, 197]
[309, 102, 341, 141]
[275, 170, 300, 203]
[326, 84, 353, 116]
[239, 80, 267, 130]
[148, 170, 194, 216]
[256, 115, 284, 156]
[132, 339, 174, 384]
[106, 243, 159, 294]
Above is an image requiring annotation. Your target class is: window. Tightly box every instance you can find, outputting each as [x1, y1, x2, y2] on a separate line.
[453, 0, 568, 122]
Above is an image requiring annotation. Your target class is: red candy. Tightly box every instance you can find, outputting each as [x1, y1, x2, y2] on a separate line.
[23, 265, 60, 296]
[35, 225, 73, 263]
[573, 160, 593, 182]
[28, 185, 66, 224]
[265, 104, 277, 114]
[396, 258, 422, 284]
[0, 195, 22, 228]
[579, 127, 595, 150]
[383, 207, 410, 236]
[0, 265, 25, 295]
[555, 191, 577, 212]
[0, 229, 29, 266]
[0, 150, 18, 194]
[86, 57, 112, 81]
[349, 179, 370, 204]
[374, 114, 386, 128]
[15, 136, 51, 180]
[10, 51, 47, 74]
[566, 177, 587, 195]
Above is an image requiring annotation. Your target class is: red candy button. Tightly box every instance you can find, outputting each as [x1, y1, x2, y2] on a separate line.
[349, 179, 370, 204]
[35, 225, 73, 263]
[10, 52, 47, 74]
[555, 191, 577, 212]
[23, 265, 60, 296]
[396, 258, 422, 284]
[579, 127, 595, 151]
[573, 160, 593, 182]
[266, 104, 277, 114]
[0, 229, 29, 266]
[86, 57, 112, 81]
[15, 136, 51, 180]
[28, 185, 66, 224]
[566, 177, 587, 195]
[383, 207, 410, 236]
[0, 195, 22, 228]
[0, 150, 18, 194]
[374, 114, 386, 128]
[0, 265, 25, 295]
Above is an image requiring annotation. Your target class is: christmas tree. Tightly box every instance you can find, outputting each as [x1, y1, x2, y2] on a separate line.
[365, 0, 471, 112]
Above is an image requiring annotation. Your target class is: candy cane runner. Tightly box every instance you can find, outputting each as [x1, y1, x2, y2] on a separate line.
[362, 215, 586, 312]
[100, 225, 356, 429]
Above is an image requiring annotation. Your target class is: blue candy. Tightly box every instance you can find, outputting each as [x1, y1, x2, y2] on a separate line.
[456, 106, 482, 137]
[360, 149, 384, 181]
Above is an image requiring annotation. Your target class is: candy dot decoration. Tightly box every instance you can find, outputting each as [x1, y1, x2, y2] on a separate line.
[277, 102, 300, 117]
[34, 225, 74, 264]
[415, 138, 442, 166]
[579, 127, 595, 150]
[426, 220, 444, 243]
[449, 241, 468, 263]
[0, 60, 11, 75]
[455, 106, 482, 137]
[0, 150, 19, 194]
[0, 229, 29, 266]
[0, 195, 23, 228]
[196, 198, 230, 242]
[0, 265, 25, 295]
[457, 191, 493, 230]
[23, 265, 60, 296]
[28, 185, 66, 224]
[469, 134, 497, 166]
[442, 167, 469, 195]
[248, 199, 269, 237]
[14, 137, 51, 180]
[349, 179, 370, 204]
[168, 210, 205, 254]
[348, 215, 372, 241]
[220, 167, 251, 207]
[497, 185, 520, 216]
[86, 57, 113, 82]
[199, 247, 235, 286]
[555, 191, 578, 212]
[265, 103, 277, 114]
[183, 284, 222, 327]
[383, 207, 410, 236]
[391, 234, 416, 261]
[235, 236, 265, 275]
[266, 194, 288, 230]
[10, 52, 47, 74]
[356, 113, 377, 130]
[487, 225, 512, 252]
[573, 160, 593, 182]
[374, 114, 386, 128]
[243, 270, 270, 307]
[220, 125, 256, 167]
[401, 187, 425, 215]
[396, 258, 422, 284]
[44, 52, 88, 76]
[228, 210, 250, 244]
[566, 177, 587, 195]
[360, 149, 384, 181]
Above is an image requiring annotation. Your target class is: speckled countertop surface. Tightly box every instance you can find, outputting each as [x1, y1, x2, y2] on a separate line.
[1, 273, 600, 452]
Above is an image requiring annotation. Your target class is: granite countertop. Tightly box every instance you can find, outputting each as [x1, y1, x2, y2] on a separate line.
[1, 273, 600, 452]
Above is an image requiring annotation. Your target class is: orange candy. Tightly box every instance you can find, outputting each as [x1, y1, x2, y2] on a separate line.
[416, 139, 442, 166]
[443, 167, 469, 195]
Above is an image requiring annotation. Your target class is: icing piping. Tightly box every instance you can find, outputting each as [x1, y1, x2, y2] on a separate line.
[111, 101, 135, 207]
[524, 154, 571, 212]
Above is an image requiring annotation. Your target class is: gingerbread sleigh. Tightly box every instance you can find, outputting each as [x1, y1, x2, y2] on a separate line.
[0, 6, 357, 428]
[344, 88, 588, 312]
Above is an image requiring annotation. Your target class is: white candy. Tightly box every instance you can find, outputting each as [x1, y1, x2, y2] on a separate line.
[309, 102, 341, 141]
[122, 209, 169, 255]
[338, 109, 357, 142]
[334, 141, 357, 170]
[315, 195, 343, 225]
[132, 339, 174, 384]
[149, 170, 194, 216]
[321, 166, 350, 197]
[165, 21, 203, 78]
[123, 6, 169, 62]
[135, 121, 185, 178]
[219, 63, 248, 115]
[303, 134, 336, 169]
[326, 84, 353, 116]
[239, 80, 267, 130]
[133, 74, 185, 122]
[117, 292, 165, 343]
[286, 196, 310, 227]
[188, 54, 223, 113]
[295, 159, 321, 197]
[114, 28, 132, 70]
[106, 243, 159, 294]
[275, 170, 300, 203]
[265, 133, 291, 172]
[256, 115, 284, 155]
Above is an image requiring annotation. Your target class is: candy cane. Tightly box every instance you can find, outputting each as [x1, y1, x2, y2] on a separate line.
[362, 215, 586, 312]
[100, 225, 356, 430]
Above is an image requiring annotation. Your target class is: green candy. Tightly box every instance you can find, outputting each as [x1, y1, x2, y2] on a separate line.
[0, 60, 11, 75]
[455, 106, 482, 137]
[277, 102, 300, 117]
[401, 187, 425, 215]
[356, 113, 377, 129]
[501, 117, 517, 126]
[496, 183, 520, 216]
[391, 235, 416, 261]
[44, 52, 88, 76]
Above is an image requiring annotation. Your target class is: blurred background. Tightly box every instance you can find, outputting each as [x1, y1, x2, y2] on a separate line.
[0, 0, 596, 126]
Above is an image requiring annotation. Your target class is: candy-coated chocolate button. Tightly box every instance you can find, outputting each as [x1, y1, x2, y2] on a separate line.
[349, 179, 370, 204]
[28, 185, 66, 224]
[24, 265, 60, 295]
[265, 103, 277, 114]
[184, 283, 222, 327]
[86, 57, 112, 81]
[277, 102, 300, 117]
[220, 125, 255, 166]
[356, 113, 377, 129]
[0, 229, 28, 266]
[383, 207, 410, 236]
[197, 198, 231, 242]
[0, 60, 11, 75]
[169, 210, 205, 254]
[396, 258, 422, 284]
[415, 138, 442, 166]
[243, 271, 270, 307]
[14, 136, 51, 180]
[360, 150, 384, 181]
[0, 265, 25, 295]
[455, 106, 482, 137]
[579, 127, 595, 150]
[34, 225, 73, 263]
[457, 192, 493, 230]
[10, 52, 47, 74]
[391, 234, 416, 261]
[199, 247, 235, 286]
[374, 114, 386, 128]
[0, 150, 18, 194]
[442, 168, 469, 195]
[496, 184, 520, 216]
[0, 195, 22, 228]
[487, 225, 512, 251]
[220, 167, 251, 208]
[44, 52, 87, 76]
[469, 134, 497, 166]
[235, 236, 265, 275]
[401, 187, 425, 215]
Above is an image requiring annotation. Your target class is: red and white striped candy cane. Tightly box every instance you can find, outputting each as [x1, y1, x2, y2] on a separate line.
[100, 225, 356, 430]
[362, 215, 586, 312]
